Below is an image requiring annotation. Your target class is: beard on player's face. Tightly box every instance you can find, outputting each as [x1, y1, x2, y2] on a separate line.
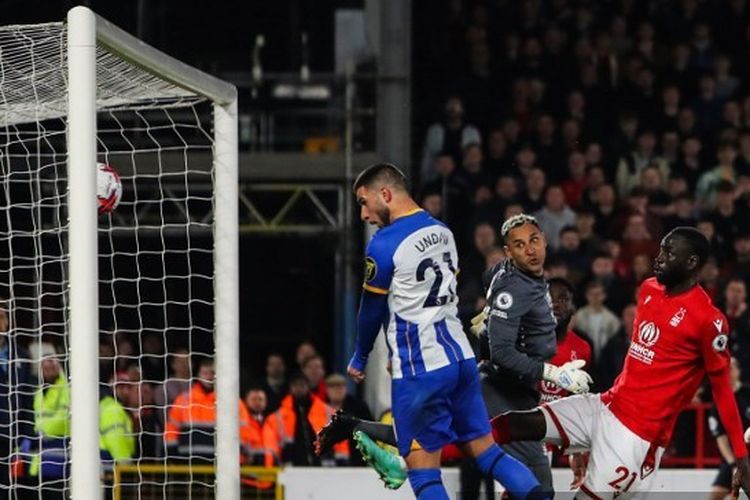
[374, 205, 391, 227]
[654, 265, 689, 287]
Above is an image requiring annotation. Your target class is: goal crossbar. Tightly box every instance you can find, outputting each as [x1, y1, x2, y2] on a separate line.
[93, 12, 236, 105]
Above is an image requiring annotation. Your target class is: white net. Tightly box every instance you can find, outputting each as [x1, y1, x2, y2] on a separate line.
[0, 21, 254, 499]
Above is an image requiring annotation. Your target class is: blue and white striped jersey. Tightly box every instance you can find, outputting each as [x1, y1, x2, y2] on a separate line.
[364, 209, 474, 379]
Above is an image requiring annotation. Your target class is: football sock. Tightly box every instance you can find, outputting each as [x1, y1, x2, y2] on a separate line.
[407, 468, 449, 500]
[475, 444, 547, 499]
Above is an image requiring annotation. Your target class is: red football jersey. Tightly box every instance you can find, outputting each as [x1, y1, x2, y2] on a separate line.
[539, 330, 592, 403]
[602, 277, 731, 447]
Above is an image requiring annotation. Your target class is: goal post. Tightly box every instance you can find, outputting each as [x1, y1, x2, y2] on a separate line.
[65, 6, 239, 499]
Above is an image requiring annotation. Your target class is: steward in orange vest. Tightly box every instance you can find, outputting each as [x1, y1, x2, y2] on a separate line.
[263, 372, 348, 466]
[164, 359, 253, 460]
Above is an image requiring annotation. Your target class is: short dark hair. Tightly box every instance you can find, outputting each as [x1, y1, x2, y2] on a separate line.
[585, 279, 605, 292]
[670, 226, 710, 268]
[548, 277, 575, 296]
[197, 357, 214, 370]
[716, 180, 736, 193]
[559, 225, 578, 236]
[353, 163, 408, 193]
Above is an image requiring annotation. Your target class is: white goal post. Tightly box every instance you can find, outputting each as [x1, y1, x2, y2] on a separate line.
[67, 7, 239, 500]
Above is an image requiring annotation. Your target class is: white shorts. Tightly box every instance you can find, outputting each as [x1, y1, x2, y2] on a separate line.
[540, 394, 665, 500]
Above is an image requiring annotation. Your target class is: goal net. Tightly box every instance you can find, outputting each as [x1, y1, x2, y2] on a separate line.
[0, 8, 242, 499]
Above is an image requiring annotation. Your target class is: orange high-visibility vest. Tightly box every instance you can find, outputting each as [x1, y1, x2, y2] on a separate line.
[262, 394, 349, 466]
[165, 382, 254, 460]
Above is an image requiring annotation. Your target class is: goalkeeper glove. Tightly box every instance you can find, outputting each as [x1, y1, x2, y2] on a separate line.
[543, 360, 593, 394]
[469, 309, 488, 337]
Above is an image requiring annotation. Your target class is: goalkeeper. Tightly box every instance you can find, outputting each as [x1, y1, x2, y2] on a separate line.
[469, 213, 592, 493]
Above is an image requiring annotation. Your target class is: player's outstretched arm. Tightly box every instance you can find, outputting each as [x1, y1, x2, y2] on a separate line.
[348, 290, 388, 382]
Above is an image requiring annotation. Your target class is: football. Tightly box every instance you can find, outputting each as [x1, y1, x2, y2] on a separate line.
[97, 162, 122, 215]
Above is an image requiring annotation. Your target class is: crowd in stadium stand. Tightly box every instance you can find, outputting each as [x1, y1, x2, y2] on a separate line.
[409, 0, 750, 465]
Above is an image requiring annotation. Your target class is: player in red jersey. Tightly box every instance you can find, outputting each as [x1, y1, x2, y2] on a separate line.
[539, 278, 593, 490]
[490, 227, 750, 498]
[538, 278, 592, 405]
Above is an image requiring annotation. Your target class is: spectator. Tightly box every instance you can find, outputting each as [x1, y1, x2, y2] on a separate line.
[606, 111, 639, 170]
[100, 372, 136, 465]
[152, 348, 192, 422]
[533, 114, 564, 177]
[561, 150, 587, 209]
[672, 135, 705, 191]
[708, 180, 742, 258]
[460, 222, 498, 294]
[263, 372, 348, 466]
[295, 341, 318, 369]
[629, 253, 653, 286]
[419, 190, 443, 219]
[99, 337, 116, 385]
[662, 192, 698, 232]
[244, 387, 267, 465]
[667, 172, 690, 199]
[615, 129, 670, 200]
[696, 141, 739, 210]
[693, 73, 724, 131]
[573, 280, 621, 360]
[725, 232, 750, 286]
[735, 129, 750, 173]
[612, 186, 663, 242]
[640, 164, 672, 217]
[164, 359, 252, 461]
[301, 354, 327, 401]
[597, 303, 636, 391]
[460, 143, 490, 190]
[689, 22, 716, 73]
[520, 166, 547, 213]
[533, 184, 576, 250]
[619, 213, 659, 270]
[422, 153, 471, 232]
[420, 96, 481, 184]
[660, 129, 681, 165]
[552, 226, 590, 286]
[575, 208, 603, 258]
[24, 356, 69, 482]
[587, 252, 630, 316]
[260, 353, 287, 415]
[0, 301, 33, 486]
[324, 373, 373, 466]
[125, 366, 163, 460]
[700, 256, 723, 302]
[590, 184, 618, 236]
[484, 128, 511, 176]
[655, 84, 681, 133]
[139, 333, 166, 382]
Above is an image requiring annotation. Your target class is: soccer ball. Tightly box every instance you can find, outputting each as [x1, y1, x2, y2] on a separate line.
[97, 162, 122, 215]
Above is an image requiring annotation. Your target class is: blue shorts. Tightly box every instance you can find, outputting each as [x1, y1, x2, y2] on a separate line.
[391, 358, 491, 457]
